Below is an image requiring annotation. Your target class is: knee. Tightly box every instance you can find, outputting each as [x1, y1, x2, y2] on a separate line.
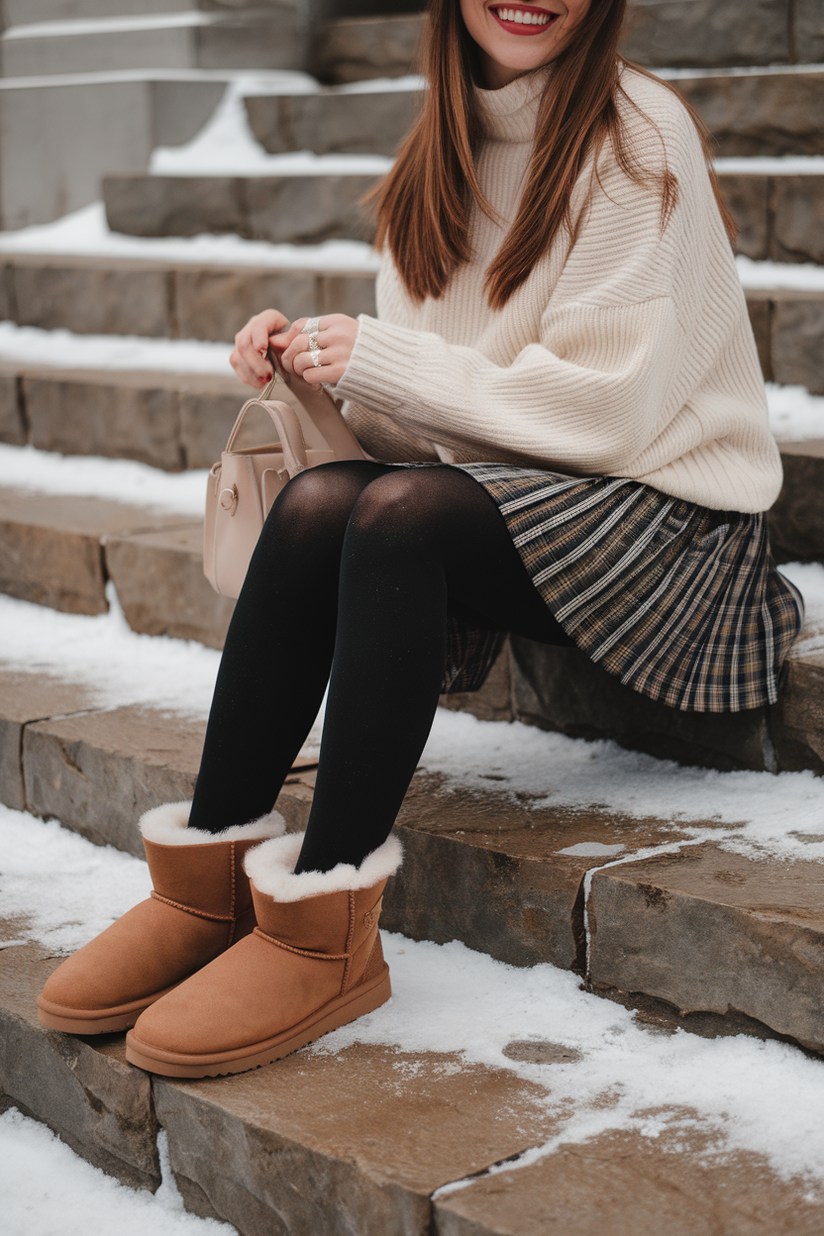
[265, 463, 358, 541]
[346, 470, 437, 551]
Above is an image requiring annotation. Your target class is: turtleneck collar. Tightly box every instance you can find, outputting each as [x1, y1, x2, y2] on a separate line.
[473, 67, 551, 144]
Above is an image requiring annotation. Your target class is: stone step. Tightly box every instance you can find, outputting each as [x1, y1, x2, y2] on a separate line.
[0, 469, 821, 771]
[2, 252, 822, 397]
[0, 9, 305, 78]
[0, 364, 244, 470]
[3, 664, 824, 1061]
[311, 13, 424, 85]
[8, 913, 822, 1236]
[102, 168, 381, 244]
[245, 69, 824, 161]
[0, 253, 377, 342]
[4, 0, 276, 21]
[0, 72, 232, 230]
[720, 166, 824, 265]
[745, 284, 824, 396]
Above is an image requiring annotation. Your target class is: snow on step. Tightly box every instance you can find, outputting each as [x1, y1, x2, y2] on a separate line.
[3, 804, 824, 1235]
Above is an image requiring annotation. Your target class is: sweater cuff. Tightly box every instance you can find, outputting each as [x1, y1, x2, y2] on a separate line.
[335, 314, 423, 415]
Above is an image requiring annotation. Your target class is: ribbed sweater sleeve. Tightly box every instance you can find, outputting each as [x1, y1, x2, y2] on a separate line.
[335, 68, 782, 514]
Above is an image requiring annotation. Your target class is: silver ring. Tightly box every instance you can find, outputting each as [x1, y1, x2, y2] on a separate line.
[310, 348, 323, 368]
[305, 316, 321, 350]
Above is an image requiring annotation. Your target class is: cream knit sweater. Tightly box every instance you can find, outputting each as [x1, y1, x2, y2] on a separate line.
[335, 66, 782, 514]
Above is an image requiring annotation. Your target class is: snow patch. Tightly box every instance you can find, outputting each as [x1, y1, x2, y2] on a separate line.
[737, 254, 824, 291]
[0, 321, 235, 374]
[0, 1108, 236, 1235]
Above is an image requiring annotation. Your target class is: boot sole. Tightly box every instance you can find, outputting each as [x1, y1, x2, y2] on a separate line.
[37, 984, 180, 1035]
[124, 967, 392, 1077]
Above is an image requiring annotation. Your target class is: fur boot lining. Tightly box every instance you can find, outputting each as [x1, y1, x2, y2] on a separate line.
[244, 832, 403, 902]
[139, 801, 285, 847]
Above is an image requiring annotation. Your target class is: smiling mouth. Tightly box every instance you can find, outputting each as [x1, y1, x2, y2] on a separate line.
[489, 5, 558, 31]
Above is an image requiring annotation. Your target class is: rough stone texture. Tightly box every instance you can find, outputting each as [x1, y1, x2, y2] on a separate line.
[672, 71, 824, 157]
[388, 772, 698, 970]
[2, 9, 304, 77]
[588, 844, 824, 1052]
[0, 373, 25, 446]
[769, 648, 824, 775]
[622, 0, 790, 67]
[313, 14, 424, 84]
[106, 523, 236, 649]
[770, 441, 824, 562]
[0, 670, 96, 812]
[435, 1127, 824, 1236]
[745, 295, 773, 382]
[718, 173, 769, 261]
[173, 266, 318, 343]
[178, 386, 244, 469]
[11, 257, 172, 338]
[0, 490, 186, 614]
[509, 638, 776, 773]
[103, 175, 246, 240]
[22, 705, 206, 856]
[0, 931, 160, 1192]
[796, 0, 824, 61]
[244, 173, 379, 245]
[154, 1043, 558, 1235]
[772, 173, 824, 264]
[245, 87, 420, 156]
[317, 271, 378, 319]
[0, 78, 226, 231]
[23, 372, 183, 470]
[0, 256, 378, 343]
[771, 293, 824, 395]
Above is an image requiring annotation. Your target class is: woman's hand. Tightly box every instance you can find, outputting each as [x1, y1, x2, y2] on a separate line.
[276, 314, 359, 387]
[230, 309, 290, 388]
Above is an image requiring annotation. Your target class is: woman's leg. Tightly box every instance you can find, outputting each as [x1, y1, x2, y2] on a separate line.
[188, 460, 394, 833]
[294, 465, 570, 874]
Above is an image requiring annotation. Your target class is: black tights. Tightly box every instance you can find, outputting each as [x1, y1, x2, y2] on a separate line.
[188, 463, 571, 872]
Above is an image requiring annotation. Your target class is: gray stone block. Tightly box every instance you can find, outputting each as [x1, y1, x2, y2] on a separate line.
[0, 669, 96, 812]
[0, 78, 226, 230]
[622, 0, 789, 67]
[772, 173, 824, 265]
[0, 490, 186, 614]
[509, 639, 776, 773]
[674, 70, 824, 157]
[718, 173, 769, 262]
[245, 87, 420, 156]
[154, 1045, 557, 1235]
[769, 649, 824, 775]
[0, 374, 25, 446]
[770, 442, 824, 563]
[588, 845, 824, 1052]
[103, 175, 246, 240]
[12, 258, 171, 337]
[2, 10, 305, 77]
[317, 271, 377, 318]
[24, 372, 183, 470]
[23, 705, 205, 856]
[312, 14, 424, 84]
[106, 522, 236, 649]
[179, 386, 243, 467]
[0, 938, 160, 1192]
[173, 266, 317, 342]
[796, 0, 824, 61]
[388, 772, 699, 971]
[244, 173, 379, 244]
[772, 294, 824, 395]
[435, 1125, 824, 1236]
[745, 294, 774, 383]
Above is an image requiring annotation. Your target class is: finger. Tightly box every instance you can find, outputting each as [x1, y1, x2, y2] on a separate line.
[249, 310, 289, 357]
[231, 347, 270, 389]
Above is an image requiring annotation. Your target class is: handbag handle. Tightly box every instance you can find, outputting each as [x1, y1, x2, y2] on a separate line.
[265, 346, 365, 461]
[225, 397, 309, 477]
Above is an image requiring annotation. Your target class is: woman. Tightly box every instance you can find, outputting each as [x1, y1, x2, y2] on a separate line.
[38, 0, 802, 1077]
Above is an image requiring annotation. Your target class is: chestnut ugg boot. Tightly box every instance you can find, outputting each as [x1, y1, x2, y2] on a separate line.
[124, 832, 402, 1077]
[37, 802, 284, 1035]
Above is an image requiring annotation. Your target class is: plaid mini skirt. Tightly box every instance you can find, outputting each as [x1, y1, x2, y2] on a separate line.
[441, 463, 804, 713]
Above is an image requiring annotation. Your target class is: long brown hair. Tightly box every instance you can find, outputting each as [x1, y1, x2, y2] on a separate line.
[371, 0, 736, 310]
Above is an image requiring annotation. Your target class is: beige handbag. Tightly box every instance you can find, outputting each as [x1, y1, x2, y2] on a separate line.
[204, 355, 366, 598]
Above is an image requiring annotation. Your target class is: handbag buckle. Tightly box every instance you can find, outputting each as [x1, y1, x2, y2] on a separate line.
[219, 484, 239, 516]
